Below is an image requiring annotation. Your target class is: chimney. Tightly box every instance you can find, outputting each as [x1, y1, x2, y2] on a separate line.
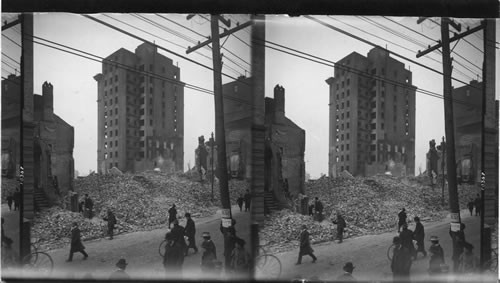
[274, 85, 285, 120]
[42, 81, 53, 120]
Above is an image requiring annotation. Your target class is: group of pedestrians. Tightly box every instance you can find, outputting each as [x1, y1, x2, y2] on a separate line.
[236, 190, 252, 212]
[467, 194, 482, 216]
[5, 188, 21, 211]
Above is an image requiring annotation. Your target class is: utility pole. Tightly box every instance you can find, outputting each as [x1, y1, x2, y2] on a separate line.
[210, 132, 215, 201]
[186, 14, 251, 274]
[479, 19, 497, 271]
[441, 136, 445, 206]
[417, 17, 464, 273]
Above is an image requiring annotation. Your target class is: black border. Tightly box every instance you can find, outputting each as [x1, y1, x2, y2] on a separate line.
[1, 0, 499, 17]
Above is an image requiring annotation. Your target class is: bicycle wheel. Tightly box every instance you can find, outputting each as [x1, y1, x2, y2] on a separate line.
[387, 244, 396, 261]
[30, 243, 38, 262]
[22, 252, 53, 276]
[255, 254, 282, 279]
[158, 240, 167, 257]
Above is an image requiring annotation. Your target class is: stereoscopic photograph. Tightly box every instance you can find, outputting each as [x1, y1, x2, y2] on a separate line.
[1, 9, 498, 283]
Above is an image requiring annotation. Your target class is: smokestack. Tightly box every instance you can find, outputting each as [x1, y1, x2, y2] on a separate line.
[274, 85, 285, 120]
[42, 81, 53, 120]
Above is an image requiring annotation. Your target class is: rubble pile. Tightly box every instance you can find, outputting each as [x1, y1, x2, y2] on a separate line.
[1, 177, 17, 203]
[32, 172, 249, 250]
[261, 175, 481, 253]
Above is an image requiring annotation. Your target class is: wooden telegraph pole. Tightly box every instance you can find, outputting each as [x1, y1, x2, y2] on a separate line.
[186, 14, 251, 273]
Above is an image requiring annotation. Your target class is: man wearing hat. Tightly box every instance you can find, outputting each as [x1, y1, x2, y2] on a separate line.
[391, 236, 412, 281]
[332, 213, 347, 243]
[201, 232, 217, 272]
[163, 231, 184, 272]
[428, 235, 445, 275]
[184, 212, 198, 256]
[296, 225, 317, 265]
[399, 223, 416, 260]
[170, 219, 186, 267]
[397, 208, 407, 233]
[66, 222, 88, 262]
[336, 262, 356, 281]
[109, 258, 130, 279]
[412, 216, 427, 258]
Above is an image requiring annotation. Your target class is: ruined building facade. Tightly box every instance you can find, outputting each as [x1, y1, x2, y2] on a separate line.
[2, 76, 74, 205]
[94, 43, 184, 174]
[326, 47, 417, 177]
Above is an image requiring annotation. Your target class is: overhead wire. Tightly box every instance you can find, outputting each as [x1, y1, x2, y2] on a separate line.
[2, 52, 20, 65]
[305, 16, 482, 92]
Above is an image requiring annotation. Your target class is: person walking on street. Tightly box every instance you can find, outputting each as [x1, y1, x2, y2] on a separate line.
[170, 219, 186, 265]
[332, 213, 347, 243]
[201, 232, 218, 273]
[467, 199, 474, 216]
[243, 190, 251, 212]
[314, 197, 324, 222]
[391, 236, 412, 282]
[397, 208, 407, 233]
[184, 213, 198, 255]
[84, 194, 94, 219]
[336, 262, 357, 281]
[163, 231, 184, 275]
[450, 223, 467, 272]
[399, 223, 416, 260]
[237, 195, 244, 212]
[103, 209, 117, 240]
[6, 193, 13, 211]
[296, 225, 317, 265]
[13, 188, 20, 211]
[168, 204, 177, 229]
[66, 222, 89, 262]
[413, 217, 427, 258]
[230, 237, 250, 274]
[474, 194, 481, 216]
[109, 258, 130, 279]
[428, 236, 445, 275]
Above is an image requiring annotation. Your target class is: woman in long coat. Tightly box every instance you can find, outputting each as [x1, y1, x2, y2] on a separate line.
[296, 225, 317, 265]
[66, 222, 88, 262]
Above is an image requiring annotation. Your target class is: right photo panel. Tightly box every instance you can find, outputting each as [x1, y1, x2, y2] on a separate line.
[253, 15, 498, 283]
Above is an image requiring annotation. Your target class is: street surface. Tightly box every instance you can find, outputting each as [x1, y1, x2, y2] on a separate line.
[2, 204, 250, 281]
[269, 209, 498, 282]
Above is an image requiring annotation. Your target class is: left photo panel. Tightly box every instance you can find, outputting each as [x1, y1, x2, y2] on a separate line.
[1, 13, 254, 281]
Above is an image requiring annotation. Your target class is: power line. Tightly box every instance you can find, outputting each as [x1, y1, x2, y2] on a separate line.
[2, 62, 18, 73]
[359, 16, 428, 48]
[254, 38, 475, 106]
[2, 52, 20, 65]
[463, 37, 483, 53]
[155, 14, 207, 39]
[82, 14, 250, 87]
[2, 34, 21, 47]
[305, 16, 481, 92]
[382, 16, 437, 43]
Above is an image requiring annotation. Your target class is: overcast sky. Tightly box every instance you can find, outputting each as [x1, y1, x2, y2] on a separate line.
[1, 14, 498, 178]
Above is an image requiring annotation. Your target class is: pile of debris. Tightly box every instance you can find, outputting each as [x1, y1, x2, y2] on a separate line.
[261, 175, 480, 253]
[1, 177, 17, 203]
[32, 171, 249, 250]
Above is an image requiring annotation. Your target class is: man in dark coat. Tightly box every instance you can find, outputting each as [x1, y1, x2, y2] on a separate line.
[332, 213, 347, 243]
[13, 189, 20, 211]
[399, 223, 416, 260]
[413, 217, 427, 258]
[467, 199, 474, 216]
[428, 236, 445, 275]
[66, 222, 88, 262]
[6, 193, 13, 211]
[296, 225, 317, 264]
[201, 232, 217, 273]
[104, 209, 117, 240]
[221, 220, 237, 272]
[450, 223, 467, 272]
[336, 262, 356, 281]
[237, 195, 244, 212]
[168, 204, 177, 229]
[314, 197, 324, 222]
[243, 190, 251, 212]
[474, 194, 481, 216]
[391, 236, 412, 281]
[84, 194, 94, 219]
[398, 208, 407, 233]
[170, 219, 186, 266]
[184, 213, 198, 255]
[163, 232, 184, 274]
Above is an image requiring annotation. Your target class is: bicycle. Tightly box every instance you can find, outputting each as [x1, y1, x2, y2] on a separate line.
[255, 238, 282, 279]
[21, 238, 54, 276]
[159, 239, 167, 257]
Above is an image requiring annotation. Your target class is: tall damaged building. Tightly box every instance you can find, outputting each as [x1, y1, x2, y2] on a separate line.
[326, 47, 417, 177]
[2, 76, 74, 206]
[94, 43, 185, 174]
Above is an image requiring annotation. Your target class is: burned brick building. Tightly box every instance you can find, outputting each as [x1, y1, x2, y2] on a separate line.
[326, 47, 417, 177]
[2, 76, 74, 206]
[94, 43, 184, 174]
